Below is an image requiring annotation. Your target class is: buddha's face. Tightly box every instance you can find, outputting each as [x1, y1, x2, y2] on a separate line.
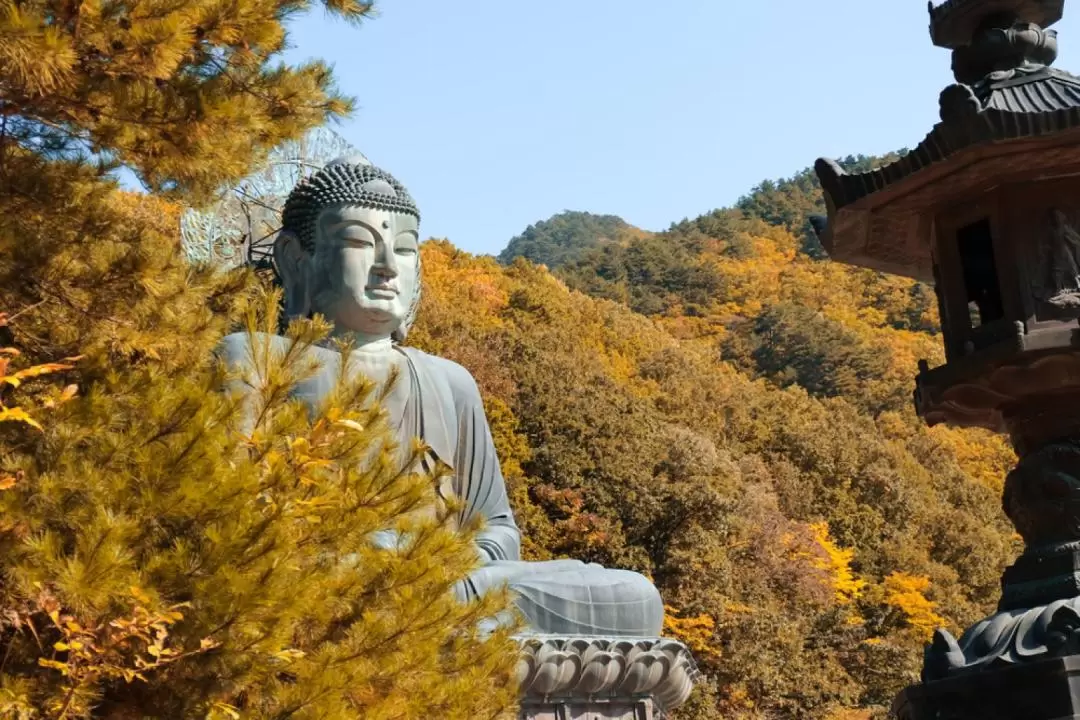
[308, 204, 420, 338]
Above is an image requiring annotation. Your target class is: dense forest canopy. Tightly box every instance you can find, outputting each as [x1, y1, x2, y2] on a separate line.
[413, 151, 1014, 719]
[496, 210, 640, 268]
[732, 153, 907, 258]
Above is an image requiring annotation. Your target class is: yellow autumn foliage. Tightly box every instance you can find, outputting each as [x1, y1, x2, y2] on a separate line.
[480, 166, 1017, 717]
[781, 522, 867, 608]
[883, 572, 948, 640]
[0, 311, 77, 432]
[825, 709, 874, 720]
[930, 425, 1017, 493]
[411, 217, 1014, 717]
[663, 605, 722, 664]
[808, 522, 867, 606]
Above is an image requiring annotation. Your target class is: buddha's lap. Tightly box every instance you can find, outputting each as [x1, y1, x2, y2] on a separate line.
[467, 559, 665, 637]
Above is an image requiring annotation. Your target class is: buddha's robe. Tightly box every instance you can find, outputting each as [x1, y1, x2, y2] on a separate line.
[218, 333, 665, 637]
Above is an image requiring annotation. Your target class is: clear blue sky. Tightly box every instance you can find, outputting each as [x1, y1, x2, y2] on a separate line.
[281, 1, 1080, 257]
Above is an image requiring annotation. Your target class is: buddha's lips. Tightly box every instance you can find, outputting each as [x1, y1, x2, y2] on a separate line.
[366, 284, 398, 295]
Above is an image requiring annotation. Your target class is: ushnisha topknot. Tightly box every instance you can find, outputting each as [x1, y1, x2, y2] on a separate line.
[280, 160, 420, 251]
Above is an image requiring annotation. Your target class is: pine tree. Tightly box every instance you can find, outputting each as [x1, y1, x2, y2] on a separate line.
[0, 0, 521, 716]
[0, 295, 520, 717]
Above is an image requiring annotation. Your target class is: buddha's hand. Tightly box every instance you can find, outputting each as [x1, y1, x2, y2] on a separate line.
[433, 473, 458, 531]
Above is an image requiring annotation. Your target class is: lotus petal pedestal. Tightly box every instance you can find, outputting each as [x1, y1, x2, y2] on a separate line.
[515, 637, 699, 720]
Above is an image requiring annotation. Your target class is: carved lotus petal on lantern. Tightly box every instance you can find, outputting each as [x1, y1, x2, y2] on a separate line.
[924, 596, 1080, 681]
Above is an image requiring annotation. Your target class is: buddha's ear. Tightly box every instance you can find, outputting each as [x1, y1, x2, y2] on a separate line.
[273, 229, 311, 318]
[392, 255, 422, 344]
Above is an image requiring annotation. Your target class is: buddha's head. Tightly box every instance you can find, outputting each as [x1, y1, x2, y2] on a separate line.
[275, 156, 421, 342]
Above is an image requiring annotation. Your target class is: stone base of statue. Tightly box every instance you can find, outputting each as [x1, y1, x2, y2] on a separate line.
[515, 636, 699, 720]
[893, 654, 1080, 720]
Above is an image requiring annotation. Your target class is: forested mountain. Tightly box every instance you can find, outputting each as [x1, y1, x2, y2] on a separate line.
[412, 156, 1015, 719]
[734, 153, 906, 257]
[496, 154, 908, 271]
[496, 210, 639, 268]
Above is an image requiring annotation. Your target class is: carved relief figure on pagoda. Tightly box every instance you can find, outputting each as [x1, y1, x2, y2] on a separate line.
[1033, 208, 1080, 316]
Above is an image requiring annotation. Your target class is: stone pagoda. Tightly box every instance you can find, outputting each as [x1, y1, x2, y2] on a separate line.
[812, 1, 1080, 717]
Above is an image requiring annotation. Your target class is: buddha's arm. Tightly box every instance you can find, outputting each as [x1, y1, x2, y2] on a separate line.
[442, 361, 523, 563]
[215, 332, 265, 438]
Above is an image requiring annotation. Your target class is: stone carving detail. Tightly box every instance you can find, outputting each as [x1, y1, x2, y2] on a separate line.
[951, 21, 1058, 85]
[516, 636, 699, 713]
[916, 351, 1080, 432]
[1031, 208, 1080, 316]
[939, 20, 1060, 123]
[923, 597, 1080, 681]
[938, 83, 983, 124]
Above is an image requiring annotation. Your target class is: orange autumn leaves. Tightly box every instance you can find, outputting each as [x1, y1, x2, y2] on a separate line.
[664, 518, 945, 678]
[663, 605, 722, 663]
[30, 588, 219, 707]
[798, 522, 945, 641]
[803, 522, 867, 607]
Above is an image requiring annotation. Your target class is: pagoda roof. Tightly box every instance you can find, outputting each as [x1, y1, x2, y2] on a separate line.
[981, 66, 1080, 110]
[819, 68, 1080, 212]
[930, 0, 1063, 48]
[814, 67, 1080, 282]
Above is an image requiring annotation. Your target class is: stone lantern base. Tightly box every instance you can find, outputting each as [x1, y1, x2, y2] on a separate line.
[893, 655, 1080, 720]
[515, 636, 699, 720]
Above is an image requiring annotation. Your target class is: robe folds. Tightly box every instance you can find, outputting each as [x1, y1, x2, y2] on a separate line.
[218, 333, 664, 637]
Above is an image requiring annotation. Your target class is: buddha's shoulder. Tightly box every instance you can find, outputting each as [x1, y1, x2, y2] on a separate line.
[399, 347, 482, 399]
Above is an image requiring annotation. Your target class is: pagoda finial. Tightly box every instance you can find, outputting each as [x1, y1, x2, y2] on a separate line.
[929, 0, 1063, 48]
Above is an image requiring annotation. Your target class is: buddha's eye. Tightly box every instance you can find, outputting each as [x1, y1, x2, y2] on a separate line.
[395, 233, 419, 255]
[339, 226, 375, 246]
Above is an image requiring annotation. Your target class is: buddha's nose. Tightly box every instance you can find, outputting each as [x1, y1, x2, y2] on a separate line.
[374, 241, 399, 277]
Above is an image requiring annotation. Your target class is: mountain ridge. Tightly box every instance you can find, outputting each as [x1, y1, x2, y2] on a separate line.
[496, 152, 908, 269]
[496, 210, 639, 269]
